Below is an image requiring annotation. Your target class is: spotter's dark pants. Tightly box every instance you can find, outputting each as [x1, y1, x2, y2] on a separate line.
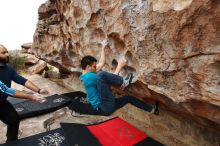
[0, 100, 20, 142]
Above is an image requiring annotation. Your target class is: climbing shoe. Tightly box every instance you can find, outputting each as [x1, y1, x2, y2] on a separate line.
[122, 73, 134, 88]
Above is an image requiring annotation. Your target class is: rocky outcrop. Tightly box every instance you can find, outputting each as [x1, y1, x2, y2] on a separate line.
[12, 49, 48, 75]
[21, 42, 33, 53]
[31, 0, 220, 145]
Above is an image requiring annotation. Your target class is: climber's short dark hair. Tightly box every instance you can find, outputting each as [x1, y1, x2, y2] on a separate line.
[81, 55, 97, 69]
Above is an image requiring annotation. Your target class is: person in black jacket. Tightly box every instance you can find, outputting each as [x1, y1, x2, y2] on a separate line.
[0, 44, 48, 142]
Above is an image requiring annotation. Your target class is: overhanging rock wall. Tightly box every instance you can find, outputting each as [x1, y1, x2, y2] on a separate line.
[31, 0, 220, 144]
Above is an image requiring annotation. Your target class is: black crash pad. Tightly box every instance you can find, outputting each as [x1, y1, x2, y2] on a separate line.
[12, 94, 72, 119]
[60, 123, 101, 146]
[0, 128, 68, 146]
[0, 123, 101, 146]
[62, 91, 103, 115]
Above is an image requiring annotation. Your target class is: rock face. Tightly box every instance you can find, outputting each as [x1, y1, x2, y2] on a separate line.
[31, 0, 220, 145]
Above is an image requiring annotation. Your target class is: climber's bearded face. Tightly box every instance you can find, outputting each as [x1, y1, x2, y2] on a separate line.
[0, 46, 9, 64]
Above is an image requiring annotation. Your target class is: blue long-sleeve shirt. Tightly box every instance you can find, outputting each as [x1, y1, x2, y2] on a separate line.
[0, 65, 27, 101]
[0, 80, 16, 96]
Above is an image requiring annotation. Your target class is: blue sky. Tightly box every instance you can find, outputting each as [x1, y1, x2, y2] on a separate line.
[0, 0, 46, 50]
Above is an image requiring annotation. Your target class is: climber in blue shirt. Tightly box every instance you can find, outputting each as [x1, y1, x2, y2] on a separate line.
[0, 44, 48, 142]
[80, 40, 159, 115]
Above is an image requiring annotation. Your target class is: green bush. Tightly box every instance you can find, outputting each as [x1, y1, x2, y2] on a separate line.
[8, 51, 27, 72]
